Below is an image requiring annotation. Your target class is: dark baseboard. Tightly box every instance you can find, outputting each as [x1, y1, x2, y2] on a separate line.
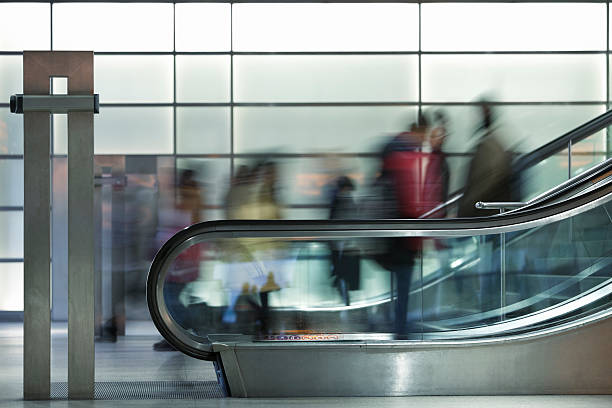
[0, 311, 24, 322]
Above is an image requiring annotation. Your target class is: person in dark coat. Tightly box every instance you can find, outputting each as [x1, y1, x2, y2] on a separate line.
[458, 102, 515, 312]
[423, 110, 450, 217]
[458, 102, 513, 218]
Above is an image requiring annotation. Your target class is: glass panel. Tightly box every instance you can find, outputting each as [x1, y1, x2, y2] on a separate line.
[176, 56, 230, 103]
[0, 160, 23, 207]
[95, 108, 173, 155]
[422, 3, 606, 51]
[161, 236, 423, 338]
[520, 154, 569, 202]
[234, 55, 418, 103]
[176, 158, 231, 215]
[53, 3, 173, 51]
[232, 157, 375, 210]
[0, 56, 22, 104]
[571, 133, 607, 177]
[426, 202, 612, 334]
[422, 54, 606, 102]
[51, 77, 67, 95]
[175, 3, 231, 51]
[95, 56, 173, 103]
[0, 108, 23, 155]
[234, 107, 418, 154]
[176, 108, 230, 154]
[0, 211, 23, 258]
[53, 114, 68, 155]
[0, 3, 50, 51]
[0, 263, 23, 311]
[233, 3, 419, 52]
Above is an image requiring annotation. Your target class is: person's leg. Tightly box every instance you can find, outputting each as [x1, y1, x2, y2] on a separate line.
[164, 281, 190, 328]
[258, 291, 270, 334]
[395, 254, 414, 337]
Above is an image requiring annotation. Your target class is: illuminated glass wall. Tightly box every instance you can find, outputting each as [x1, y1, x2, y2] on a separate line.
[0, 2, 610, 312]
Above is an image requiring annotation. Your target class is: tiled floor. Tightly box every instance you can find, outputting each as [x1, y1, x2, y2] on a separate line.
[1, 322, 612, 408]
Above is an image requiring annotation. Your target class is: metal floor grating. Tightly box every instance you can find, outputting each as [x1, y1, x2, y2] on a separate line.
[50, 381, 225, 400]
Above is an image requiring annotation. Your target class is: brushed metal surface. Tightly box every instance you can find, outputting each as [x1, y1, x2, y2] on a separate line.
[68, 111, 94, 399]
[21, 51, 95, 400]
[222, 314, 612, 397]
[23, 111, 51, 400]
[11, 94, 99, 113]
[23, 51, 93, 95]
[218, 348, 248, 398]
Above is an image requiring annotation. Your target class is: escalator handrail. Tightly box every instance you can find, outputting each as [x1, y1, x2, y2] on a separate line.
[420, 109, 612, 219]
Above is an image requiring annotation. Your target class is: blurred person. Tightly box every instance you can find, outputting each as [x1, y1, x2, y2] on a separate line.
[458, 101, 514, 313]
[423, 110, 455, 317]
[217, 162, 290, 334]
[251, 161, 285, 333]
[328, 176, 360, 306]
[153, 168, 204, 351]
[378, 116, 430, 338]
[423, 110, 450, 216]
[458, 101, 513, 217]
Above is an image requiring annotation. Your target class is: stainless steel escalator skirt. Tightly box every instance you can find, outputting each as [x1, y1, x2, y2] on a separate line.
[213, 307, 612, 396]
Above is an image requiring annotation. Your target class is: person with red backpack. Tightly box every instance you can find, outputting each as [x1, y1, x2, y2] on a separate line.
[381, 117, 430, 338]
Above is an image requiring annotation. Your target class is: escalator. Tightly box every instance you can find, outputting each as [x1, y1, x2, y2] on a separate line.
[147, 112, 612, 397]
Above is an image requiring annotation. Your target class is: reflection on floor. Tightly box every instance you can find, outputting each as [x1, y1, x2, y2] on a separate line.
[1, 322, 612, 407]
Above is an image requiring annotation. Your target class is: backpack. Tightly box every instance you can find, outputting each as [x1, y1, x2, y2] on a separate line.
[359, 171, 402, 270]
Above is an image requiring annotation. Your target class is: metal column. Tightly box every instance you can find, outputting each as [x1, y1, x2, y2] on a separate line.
[23, 110, 51, 400]
[15, 51, 98, 400]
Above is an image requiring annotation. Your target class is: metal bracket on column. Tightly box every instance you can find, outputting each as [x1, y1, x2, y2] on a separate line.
[14, 51, 98, 401]
[10, 94, 100, 114]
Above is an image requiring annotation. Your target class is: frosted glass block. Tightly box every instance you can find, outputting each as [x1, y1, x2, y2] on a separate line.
[0, 160, 23, 206]
[176, 108, 230, 154]
[176, 158, 231, 207]
[426, 105, 606, 156]
[51, 77, 67, 95]
[0, 263, 23, 311]
[234, 107, 417, 154]
[176, 56, 230, 103]
[422, 3, 606, 51]
[95, 108, 173, 155]
[245, 157, 376, 207]
[0, 3, 50, 51]
[422, 54, 606, 102]
[0, 56, 22, 104]
[0, 108, 23, 155]
[95, 56, 173, 103]
[233, 4, 418, 51]
[175, 3, 231, 51]
[53, 3, 173, 51]
[0, 212, 23, 258]
[53, 114, 68, 155]
[234, 55, 418, 103]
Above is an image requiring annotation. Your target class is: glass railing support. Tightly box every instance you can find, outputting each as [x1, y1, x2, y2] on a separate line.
[568, 139, 573, 180]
